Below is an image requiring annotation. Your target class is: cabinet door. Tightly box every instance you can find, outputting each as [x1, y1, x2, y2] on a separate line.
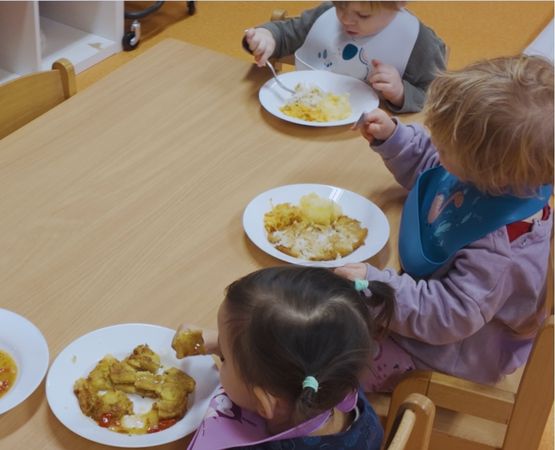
[0, 1, 41, 82]
[39, 1, 123, 73]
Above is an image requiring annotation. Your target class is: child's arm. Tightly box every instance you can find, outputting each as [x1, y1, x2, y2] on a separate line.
[385, 23, 447, 114]
[358, 111, 441, 190]
[252, 2, 332, 61]
[335, 251, 515, 345]
[357, 240, 517, 345]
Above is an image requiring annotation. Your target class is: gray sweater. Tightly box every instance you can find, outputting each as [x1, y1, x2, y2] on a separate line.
[260, 2, 446, 113]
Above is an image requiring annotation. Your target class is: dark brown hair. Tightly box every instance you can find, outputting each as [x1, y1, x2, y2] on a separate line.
[222, 266, 394, 424]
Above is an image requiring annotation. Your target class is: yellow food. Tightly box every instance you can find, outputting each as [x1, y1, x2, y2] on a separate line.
[172, 329, 205, 359]
[264, 193, 368, 261]
[0, 350, 17, 399]
[73, 344, 195, 434]
[280, 83, 351, 122]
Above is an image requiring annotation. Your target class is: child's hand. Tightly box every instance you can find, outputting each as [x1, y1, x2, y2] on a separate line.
[368, 59, 404, 107]
[357, 108, 396, 144]
[334, 263, 368, 281]
[174, 323, 220, 356]
[245, 28, 276, 67]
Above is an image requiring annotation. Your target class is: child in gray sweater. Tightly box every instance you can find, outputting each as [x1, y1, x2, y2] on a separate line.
[244, 1, 446, 113]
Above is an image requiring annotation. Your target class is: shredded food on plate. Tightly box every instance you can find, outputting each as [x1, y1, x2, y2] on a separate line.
[264, 193, 367, 261]
[280, 83, 352, 122]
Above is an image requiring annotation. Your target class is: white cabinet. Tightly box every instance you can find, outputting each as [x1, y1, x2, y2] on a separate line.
[0, 1, 123, 83]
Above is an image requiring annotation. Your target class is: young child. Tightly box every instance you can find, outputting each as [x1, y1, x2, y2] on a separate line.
[336, 54, 554, 389]
[244, 1, 446, 113]
[184, 266, 395, 450]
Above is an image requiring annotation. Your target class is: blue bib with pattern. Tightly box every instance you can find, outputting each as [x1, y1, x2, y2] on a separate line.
[399, 166, 552, 278]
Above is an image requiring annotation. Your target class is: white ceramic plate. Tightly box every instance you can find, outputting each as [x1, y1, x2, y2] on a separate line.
[259, 70, 378, 127]
[46, 323, 220, 448]
[243, 184, 389, 268]
[0, 309, 49, 415]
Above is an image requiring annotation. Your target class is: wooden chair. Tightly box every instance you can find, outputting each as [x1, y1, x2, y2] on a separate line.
[0, 58, 76, 140]
[384, 314, 554, 450]
[383, 393, 436, 450]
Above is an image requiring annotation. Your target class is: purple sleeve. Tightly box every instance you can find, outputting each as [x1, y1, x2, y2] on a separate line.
[365, 232, 515, 345]
[371, 121, 441, 190]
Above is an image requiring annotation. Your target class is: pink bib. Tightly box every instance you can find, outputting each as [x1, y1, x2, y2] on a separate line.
[187, 387, 357, 450]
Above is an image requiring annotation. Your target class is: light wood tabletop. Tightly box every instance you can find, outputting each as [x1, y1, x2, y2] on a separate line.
[0, 38, 409, 449]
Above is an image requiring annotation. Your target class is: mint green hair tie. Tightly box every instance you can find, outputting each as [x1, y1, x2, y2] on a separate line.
[354, 279, 369, 292]
[302, 376, 319, 392]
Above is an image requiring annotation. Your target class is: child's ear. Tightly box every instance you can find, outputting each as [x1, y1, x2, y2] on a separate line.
[252, 386, 278, 419]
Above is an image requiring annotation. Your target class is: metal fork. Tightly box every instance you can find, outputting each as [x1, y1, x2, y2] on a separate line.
[265, 61, 296, 95]
[242, 35, 295, 95]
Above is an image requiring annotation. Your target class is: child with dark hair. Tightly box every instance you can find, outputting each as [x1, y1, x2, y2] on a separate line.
[184, 266, 397, 450]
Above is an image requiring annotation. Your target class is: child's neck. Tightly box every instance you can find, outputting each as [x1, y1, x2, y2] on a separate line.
[266, 407, 354, 436]
[311, 408, 353, 436]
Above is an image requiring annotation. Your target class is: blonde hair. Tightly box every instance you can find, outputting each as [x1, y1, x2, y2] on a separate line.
[333, 1, 404, 13]
[424, 55, 554, 196]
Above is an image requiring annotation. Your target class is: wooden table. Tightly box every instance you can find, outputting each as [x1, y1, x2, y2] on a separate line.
[0, 39, 407, 449]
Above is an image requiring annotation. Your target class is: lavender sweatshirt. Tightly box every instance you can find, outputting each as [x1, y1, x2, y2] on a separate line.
[366, 122, 552, 384]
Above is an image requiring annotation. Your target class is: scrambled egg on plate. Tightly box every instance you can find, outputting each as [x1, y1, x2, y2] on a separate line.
[280, 83, 352, 122]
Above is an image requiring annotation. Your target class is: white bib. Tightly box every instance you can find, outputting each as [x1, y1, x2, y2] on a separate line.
[295, 8, 419, 81]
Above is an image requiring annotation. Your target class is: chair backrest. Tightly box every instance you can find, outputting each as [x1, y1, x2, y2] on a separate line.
[383, 393, 435, 450]
[0, 58, 76, 140]
[385, 314, 554, 450]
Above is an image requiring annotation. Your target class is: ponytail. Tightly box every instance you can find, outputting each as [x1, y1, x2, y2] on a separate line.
[355, 279, 395, 338]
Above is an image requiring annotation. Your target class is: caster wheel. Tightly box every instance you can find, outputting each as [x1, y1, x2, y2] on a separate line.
[122, 31, 139, 51]
[187, 2, 196, 15]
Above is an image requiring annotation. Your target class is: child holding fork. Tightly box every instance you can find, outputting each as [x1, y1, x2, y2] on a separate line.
[244, 1, 446, 113]
[337, 54, 553, 390]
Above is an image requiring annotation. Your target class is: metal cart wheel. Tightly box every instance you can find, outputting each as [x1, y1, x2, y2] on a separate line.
[122, 1, 196, 52]
[122, 20, 140, 51]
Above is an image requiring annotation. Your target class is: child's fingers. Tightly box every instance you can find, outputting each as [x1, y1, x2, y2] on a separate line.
[362, 108, 386, 123]
[334, 263, 367, 280]
[244, 28, 256, 41]
[370, 81, 392, 93]
[360, 128, 376, 143]
[202, 329, 220, 355]
[368, 122, 386, 135]
[368, 70, 392, 83]
[259, 48, 273, 66]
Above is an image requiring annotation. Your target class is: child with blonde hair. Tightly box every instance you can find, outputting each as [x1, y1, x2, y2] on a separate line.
[185, 266, 396, 449]
[244, 1, 446, 113]
[337, 55, 553, 389]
